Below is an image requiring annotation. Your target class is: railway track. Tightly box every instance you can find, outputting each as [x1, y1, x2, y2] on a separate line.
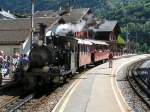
[0, 67, 92, 111]
[4, 94, 34, 112]
[0, 80, 33, 112]
[0, 85, 63, 112]
[18, 94, 49, 112]
[0, 89, 34, 112]
[127, 59, 150, 109]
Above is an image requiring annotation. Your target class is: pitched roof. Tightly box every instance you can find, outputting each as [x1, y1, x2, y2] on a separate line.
[0, 17, 59, 44]
[93, 20, 118, 32]
[62, 8, 90, 23]
[35, 8, 90, 23]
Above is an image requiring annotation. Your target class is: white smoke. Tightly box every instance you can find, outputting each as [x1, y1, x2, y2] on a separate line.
[55, 20, 86, 36]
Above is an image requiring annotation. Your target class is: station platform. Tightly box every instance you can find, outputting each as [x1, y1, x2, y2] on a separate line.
[52, 54, 149, 112]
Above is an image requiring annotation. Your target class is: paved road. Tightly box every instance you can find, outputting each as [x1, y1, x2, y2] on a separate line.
[53, 54, 149, 112]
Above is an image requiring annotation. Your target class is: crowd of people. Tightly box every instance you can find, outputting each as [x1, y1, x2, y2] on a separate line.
[0, 50, 28, 78]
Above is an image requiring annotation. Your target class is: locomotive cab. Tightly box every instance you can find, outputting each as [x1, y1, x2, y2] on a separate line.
[47, 36, 78, 74]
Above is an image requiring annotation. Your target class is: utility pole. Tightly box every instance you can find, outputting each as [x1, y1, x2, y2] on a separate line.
[135, 23, 138, 54]
[30, 0, 35, 49]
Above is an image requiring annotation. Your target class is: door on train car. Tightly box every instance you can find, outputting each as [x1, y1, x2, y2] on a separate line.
[69, 39, 78, 74]
[61, 37, 78, 74]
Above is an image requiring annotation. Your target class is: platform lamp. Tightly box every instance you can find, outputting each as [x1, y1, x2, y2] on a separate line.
[30, 0, 35, 49]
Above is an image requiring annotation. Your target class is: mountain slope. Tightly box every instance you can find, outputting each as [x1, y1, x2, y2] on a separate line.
[0, 0, 104, 12]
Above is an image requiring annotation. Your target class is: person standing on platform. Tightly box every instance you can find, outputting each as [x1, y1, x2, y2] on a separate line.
[109, 53, 113, 68]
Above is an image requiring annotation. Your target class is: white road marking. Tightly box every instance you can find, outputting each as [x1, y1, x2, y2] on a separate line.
[58, 78, 82, 112]
[111, 60, 129, 112]
[52, 74, 86, 112]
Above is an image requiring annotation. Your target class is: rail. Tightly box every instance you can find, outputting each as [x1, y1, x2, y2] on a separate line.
[126, 59, 150, 109]
[0, 93, 34, 112]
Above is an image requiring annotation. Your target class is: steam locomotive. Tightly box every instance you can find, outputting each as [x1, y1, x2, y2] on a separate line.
[14, 34, 79, 89]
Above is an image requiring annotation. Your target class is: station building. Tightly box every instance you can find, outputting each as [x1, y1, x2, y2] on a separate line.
[0, 17, 62, 55]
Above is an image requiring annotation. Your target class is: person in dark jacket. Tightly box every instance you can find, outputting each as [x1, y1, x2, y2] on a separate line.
[19, 54, 29, 71]
[108, 53, 113, 68]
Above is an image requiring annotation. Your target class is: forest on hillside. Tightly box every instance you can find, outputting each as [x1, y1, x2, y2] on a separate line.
[0, 0, 150, 52]
[96, 0, 150, 53]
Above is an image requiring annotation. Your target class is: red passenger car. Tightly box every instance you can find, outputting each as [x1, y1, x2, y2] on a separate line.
[75, 38, 93, 67]
[85, 39, 110, 63]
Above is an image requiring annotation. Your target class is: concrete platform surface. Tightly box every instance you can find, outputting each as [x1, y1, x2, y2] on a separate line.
[52, 54, 149, 112]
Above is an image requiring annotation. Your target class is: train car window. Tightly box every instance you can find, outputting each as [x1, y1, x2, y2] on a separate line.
[70, 42, 75, 52]
[84, 45, 86, 54]
[66, 42, 71, 49]
[87, 46, 88, 54]
[87, 46, 90, 53]
[83, 45, 85, 54]
[81, 45, 84, 54]
[82, 45, 84, 54]
[79, 45, 81, 54]
[13, 48, 20, 54]
[86, 46, 88, 54]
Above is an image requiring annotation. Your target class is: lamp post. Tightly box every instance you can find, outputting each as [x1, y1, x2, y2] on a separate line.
[126, 33, 130, 54]
[30, 0, 35, 49]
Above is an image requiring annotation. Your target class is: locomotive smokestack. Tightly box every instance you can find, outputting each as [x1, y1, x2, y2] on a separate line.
[39, 23, 47, 44]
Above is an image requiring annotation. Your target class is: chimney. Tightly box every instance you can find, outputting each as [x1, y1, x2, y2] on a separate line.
[39, 23, 47, 44]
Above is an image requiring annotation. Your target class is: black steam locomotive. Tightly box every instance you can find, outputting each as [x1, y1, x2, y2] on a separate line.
[15, 34, 78, 89]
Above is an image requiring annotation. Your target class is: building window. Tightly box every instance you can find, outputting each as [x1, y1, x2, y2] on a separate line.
[13, 48, 20, 54]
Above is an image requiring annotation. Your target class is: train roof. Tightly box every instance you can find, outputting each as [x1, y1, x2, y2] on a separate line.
[75, 38, 93, 45]
[85, 39, 109, 46]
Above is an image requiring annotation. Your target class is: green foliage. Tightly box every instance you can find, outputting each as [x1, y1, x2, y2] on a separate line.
[117, 35, 125, 45]
[96, 0, 150, 47]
